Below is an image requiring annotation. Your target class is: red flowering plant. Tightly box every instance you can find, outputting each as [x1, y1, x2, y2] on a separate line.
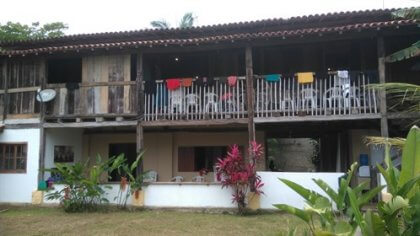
[215, 141, 264, 214]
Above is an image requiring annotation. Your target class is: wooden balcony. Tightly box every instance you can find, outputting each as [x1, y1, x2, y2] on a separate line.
[42, 71, 380, 126]
[45, 81, 137, 122]
[253, 72, 380, 122]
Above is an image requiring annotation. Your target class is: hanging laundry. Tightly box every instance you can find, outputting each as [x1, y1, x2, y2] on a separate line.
[227, 76, 237, 87]
[182, 78, 193, 87]
[166, 78, 181, 90]
[297, 72, 314, 84]
[264, 74, 280, 82]
[337, 70, 349, 79]
[196, 77, 204, 86]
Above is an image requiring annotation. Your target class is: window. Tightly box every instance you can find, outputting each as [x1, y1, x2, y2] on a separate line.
[0, 143, 27, 173]
[178, 146, 228, 172]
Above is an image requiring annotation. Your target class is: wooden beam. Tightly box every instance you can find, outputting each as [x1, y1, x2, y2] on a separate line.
[2, 60, 8, 121]
[43, 120, 137, 128]
[38, 59, 47, 182]
[377, 36, 388, 137]
[254, 114, 381, 123]
[136, 52, 145, 175]
[245, 46, 256, 144]
[142, 118, 248, 127]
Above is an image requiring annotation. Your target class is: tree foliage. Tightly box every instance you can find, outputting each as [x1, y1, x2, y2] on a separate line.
[0, 21, 68, 42]
[150, 12, 196, 29]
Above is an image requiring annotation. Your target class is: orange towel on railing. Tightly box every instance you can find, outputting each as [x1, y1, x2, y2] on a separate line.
[166, 78, 181, 90]
[297, 72, 314, 84]
[181, 78, 193, 87]
[227, 76, 237, 87]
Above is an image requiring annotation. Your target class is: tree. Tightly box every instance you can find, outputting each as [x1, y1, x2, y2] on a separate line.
[150, 12, 196, 29]
[0, 21, 68, 42]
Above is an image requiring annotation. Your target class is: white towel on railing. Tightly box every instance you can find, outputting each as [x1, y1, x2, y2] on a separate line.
[337, 70, 349, 79]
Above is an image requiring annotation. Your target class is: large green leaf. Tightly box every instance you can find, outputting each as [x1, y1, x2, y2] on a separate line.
[398, 126, 420, 196]
[397, 175, 420, 198]
[337, 163, 357, 209]
[333, 220, 353, 236]
[273, 204, 310, 223]
[358, 185, 386, 207]
[378, 196, 409, 216]
[364, 210, 386, 236]
[312, 179, 338, 204]
[279, 178, 326, 205]
[347, 187, 367, 234]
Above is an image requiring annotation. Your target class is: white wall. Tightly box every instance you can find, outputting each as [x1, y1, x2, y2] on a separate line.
[44, 183, 131, 204]
[0, 128, 40, 203]
[144, 183, 236, 208]
[258, 171, 345, 209]
[44, 128, 83, 179]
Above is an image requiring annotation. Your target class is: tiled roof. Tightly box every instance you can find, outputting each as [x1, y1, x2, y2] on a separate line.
[1, 8, 418, 57]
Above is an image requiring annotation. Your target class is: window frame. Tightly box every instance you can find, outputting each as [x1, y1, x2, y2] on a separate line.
[0, 142, 28, 174]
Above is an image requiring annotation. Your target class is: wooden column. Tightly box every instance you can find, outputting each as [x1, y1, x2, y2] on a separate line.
[38, 59, 47, 182]
[136, 52, 145, 175]
[245, 46, 256, 146]
[377, 36, 388, 137]
[2, 60, 9, 121]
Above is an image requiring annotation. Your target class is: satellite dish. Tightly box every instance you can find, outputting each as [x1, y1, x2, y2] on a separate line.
[36, 89, 56, 102]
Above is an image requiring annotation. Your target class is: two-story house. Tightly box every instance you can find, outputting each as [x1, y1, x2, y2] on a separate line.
[0, 8, 418, 209]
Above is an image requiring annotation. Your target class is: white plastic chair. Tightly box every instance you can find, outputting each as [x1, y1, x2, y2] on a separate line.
[169, 90, 183, 114]
[143, 170, 158, 183]
[324, 87, 344, 108]
[192, 176, 205, 182]
[204, 93, 218, 113]
[171, 176, 184, 182]
[185, 94, 199, 114]
[281, 91, 295, 111]
[344, 87, 361, 108]
[301, 88, 317, 110]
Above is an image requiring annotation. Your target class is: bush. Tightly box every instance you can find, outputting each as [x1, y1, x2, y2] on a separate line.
[215, 141, 264, 214]
[45, 155, 121, 212]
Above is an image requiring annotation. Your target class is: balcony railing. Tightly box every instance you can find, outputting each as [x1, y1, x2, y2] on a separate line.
[254, 72, 379, 118]
[144, 77, 248, 121]
[45, 81, 136, 121]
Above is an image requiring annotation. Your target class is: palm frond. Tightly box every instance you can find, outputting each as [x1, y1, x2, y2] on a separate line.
[179, 12, 195, 28]
[150, 20, 170, 29]
[364, 136, 406, 149]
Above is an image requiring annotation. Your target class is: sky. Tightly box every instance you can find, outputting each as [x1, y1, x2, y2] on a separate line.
[1, 0, 419, 35]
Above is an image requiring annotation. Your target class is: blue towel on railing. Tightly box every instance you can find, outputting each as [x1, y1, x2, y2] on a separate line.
[264, 74, 281, 82]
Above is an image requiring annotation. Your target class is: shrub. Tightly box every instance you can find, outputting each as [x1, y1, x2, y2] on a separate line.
[45, 155, 121, 212]
[215, 141, 264, 214]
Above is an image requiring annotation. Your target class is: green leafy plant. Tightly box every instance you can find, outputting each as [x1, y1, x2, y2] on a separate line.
[45, 155, 120, 212]
[357, 125, 420, 235]
[275, 162, 383, 235]
[113, 151, 149, 208]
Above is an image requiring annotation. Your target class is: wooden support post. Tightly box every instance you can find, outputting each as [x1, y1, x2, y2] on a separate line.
[245, 46, 256, 146]
[2, 60, 9, 121]
[136, 52, 145, 175]
[377, 36, 388, 137]
[38, 59, 47, 182]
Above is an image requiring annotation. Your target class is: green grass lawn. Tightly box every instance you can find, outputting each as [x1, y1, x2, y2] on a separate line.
[0, 206, 306, 235]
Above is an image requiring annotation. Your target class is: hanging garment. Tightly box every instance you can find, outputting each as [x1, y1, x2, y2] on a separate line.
[196, 77, 204, 86]
[337, 70, 349, 79]
[182, 78, 193, 87]
[227, 76, 237, 87]
[297, 72, 314, 84]
[264, 74, 280, 82]
[144, 80, 156, 94]
[166, 78, 181, 90]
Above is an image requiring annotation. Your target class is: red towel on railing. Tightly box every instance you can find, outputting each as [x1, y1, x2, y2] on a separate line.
[181, 78, 193, 87]
[166, 78, 181, 90]
[227, 76, 237, 87]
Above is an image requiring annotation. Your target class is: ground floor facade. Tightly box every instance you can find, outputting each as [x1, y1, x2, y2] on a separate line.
[0, 122, 385, 209]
